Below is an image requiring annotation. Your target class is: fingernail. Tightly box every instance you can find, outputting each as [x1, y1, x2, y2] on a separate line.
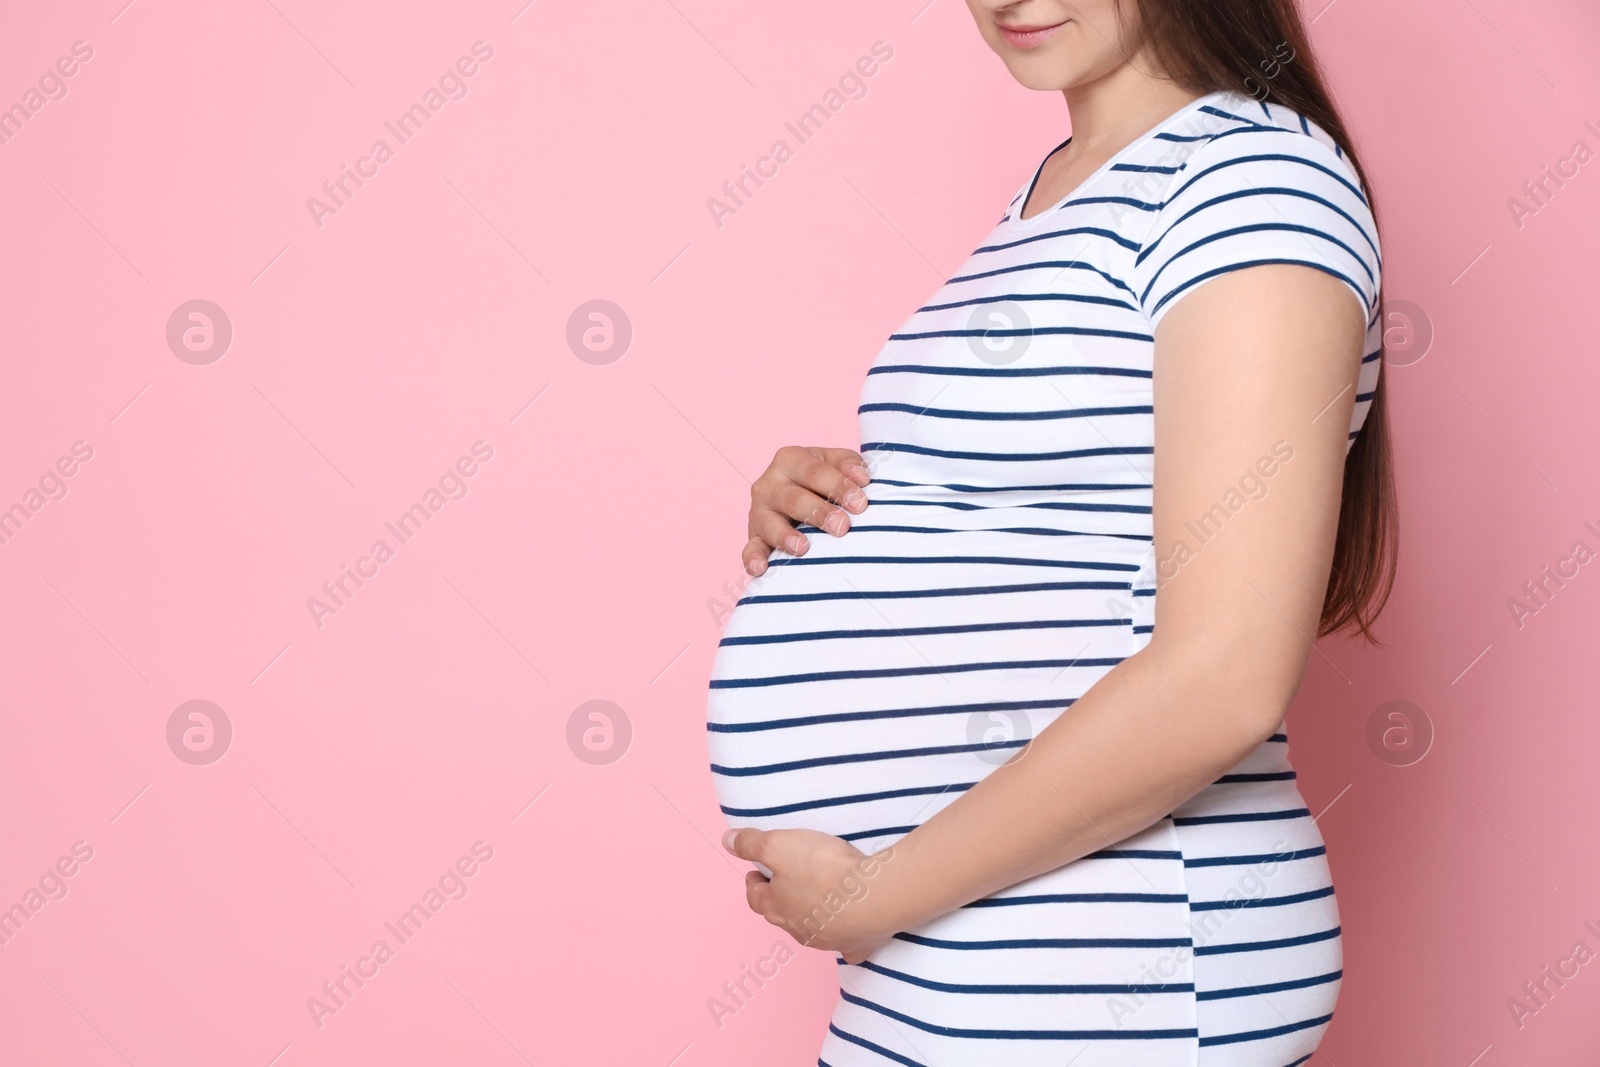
[721, 829, 739, 851]
[785, 533, 806, 554]
[842, 488, 867, 512]
[848, 464, 871, 483]
[824, 511, 849, 536]
[747, 557, 766, 577]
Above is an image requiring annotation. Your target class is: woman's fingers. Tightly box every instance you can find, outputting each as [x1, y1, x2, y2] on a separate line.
[819, 448, 873, 488]
[743, 868, 770, 916]
[744, 487, 846, 574]
[748, 503, 812, 557]
[741, 537, 772, 577]
[785, 451, 870, 517]
[778, 482, 856, 535]
[724, 827, 775, 866]
[743, 447, 873, 575]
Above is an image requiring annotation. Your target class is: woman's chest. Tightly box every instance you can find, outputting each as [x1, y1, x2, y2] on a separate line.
[856, 215, 1157, 490]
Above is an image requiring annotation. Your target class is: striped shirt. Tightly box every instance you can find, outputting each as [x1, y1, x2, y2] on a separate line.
[707, 88, 1381, 1066]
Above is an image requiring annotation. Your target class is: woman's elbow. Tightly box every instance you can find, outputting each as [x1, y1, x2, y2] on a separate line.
[1145, 630, 1309, 747]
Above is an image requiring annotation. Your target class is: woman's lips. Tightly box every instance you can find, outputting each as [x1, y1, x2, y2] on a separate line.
[998, 19, 1069, 49]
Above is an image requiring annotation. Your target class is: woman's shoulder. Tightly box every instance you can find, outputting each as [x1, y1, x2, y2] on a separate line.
[1128, 91, 1382, 327]
[1163, 91, 1369, 201]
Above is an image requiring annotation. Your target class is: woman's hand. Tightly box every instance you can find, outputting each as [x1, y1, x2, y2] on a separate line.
[722, 827, 898, 964]
[744, 447, 872, 577]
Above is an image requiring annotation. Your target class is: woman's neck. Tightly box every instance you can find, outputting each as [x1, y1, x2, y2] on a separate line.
[1060, 64, 1207, 155]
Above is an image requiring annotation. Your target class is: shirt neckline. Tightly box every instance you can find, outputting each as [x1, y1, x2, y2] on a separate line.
[1007, 89, 1234, 232]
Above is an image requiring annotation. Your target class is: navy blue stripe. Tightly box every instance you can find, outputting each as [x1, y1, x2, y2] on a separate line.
[1184, 845, 1327, 868]
[861, 441, 1154, 464]
[1192, 925, 1340, 956]
[1215, 770, 1296, 783]
[1196, 104, 1264, 127]
[735, 579, 1133, 607]
[897, 931, 1190, 950]
[765, 554, 1140, 572]
[801, 524, 1147, 538]
[1063, 194, 1166, 212]
[1188, 884, 1335, 912]
[866, 362, 1152, 378]
[712, 738, 1032, 776]
[1139, 220, 1376, 303]
[847, 959, 1196, 996]
[1199, 1012, 1334, 1047]
[720, 616, 1125, 648]
[859, 402, 1153, 421]
[863, 497, 1137, 513]
[708, 655, 1127, 691]
[1172, 806, 1309, 826]
[1145, 181, 1382, 265]
[1149, 257, 1370, 320]
[838, 989, 1200, 1041]
[1184, 146, 1369, 205]
[917, 290, 1135, 314]
[976, 228, 1143, 254]
[841, 825, 920, 842]
[706, 696, 1071, 734]
[1021, 500, 1151, 514]
[821, 478, 1158, 498]
[887, 324, 1156, 344]
[945, 260, 1138, 298]
[1196, 968, 1342, 1001]
[825, 1023, 925, 1067]
[719, 781, 972, 818]
[967, 891, 1189, 907]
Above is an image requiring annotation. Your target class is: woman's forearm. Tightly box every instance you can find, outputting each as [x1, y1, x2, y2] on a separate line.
[864, 632, 1297, 934]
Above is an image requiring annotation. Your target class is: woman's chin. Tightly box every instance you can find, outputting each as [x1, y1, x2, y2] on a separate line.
[999, 55, 1093, 93]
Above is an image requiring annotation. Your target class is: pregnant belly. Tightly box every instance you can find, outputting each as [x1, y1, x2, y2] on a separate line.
[705, 519, 1152, 851]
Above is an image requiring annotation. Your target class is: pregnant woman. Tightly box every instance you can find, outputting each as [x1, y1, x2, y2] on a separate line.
[707, 1, 1394, 1063]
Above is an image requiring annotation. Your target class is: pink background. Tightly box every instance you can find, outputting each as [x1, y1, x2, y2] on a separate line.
[2, 0, 1598, 1063]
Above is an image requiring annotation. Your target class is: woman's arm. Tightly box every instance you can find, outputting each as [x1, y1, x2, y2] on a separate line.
[728, 260, 1368, 960]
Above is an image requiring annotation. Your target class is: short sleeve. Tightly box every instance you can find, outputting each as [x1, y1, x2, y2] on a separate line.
[1131, 127, 1381, 331]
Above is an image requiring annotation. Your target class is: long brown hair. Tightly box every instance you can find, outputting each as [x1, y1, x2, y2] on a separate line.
[1126, 0, 1399, 642]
